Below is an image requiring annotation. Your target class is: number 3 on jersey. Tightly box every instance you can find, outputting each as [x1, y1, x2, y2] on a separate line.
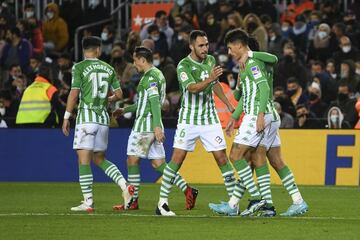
[90, 72, 109, 98]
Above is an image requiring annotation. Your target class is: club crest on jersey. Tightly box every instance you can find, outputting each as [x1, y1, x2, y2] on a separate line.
[180, 72, 188, 82]
[251, 66, 262, 79]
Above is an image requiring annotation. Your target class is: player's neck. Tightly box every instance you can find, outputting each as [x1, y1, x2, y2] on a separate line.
[143, 64, 153, 73]
[190, 52, 203, 63]
[84, 52, 98, 59]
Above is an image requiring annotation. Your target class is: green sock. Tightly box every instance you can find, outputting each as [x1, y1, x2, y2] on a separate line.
[277, 165, 303, 204]
[128, 165, 140, 199]
[233, 159, 261, 199]
[79, 164, 93, 205]
[256, 164, 273, 206]
[219, 162, 236, 197]
[98, 159, 127, 191]
[159, 161, 180, 201]
[156, 162, 187, 192]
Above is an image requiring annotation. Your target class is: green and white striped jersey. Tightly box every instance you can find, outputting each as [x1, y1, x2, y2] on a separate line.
[133, 67, 166, 132]
[239, 58, 272, 115]
[71, 58, 120, 125]
[177, 55, 219, 125]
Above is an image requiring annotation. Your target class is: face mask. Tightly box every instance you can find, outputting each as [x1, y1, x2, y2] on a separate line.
[340, 71, 348, 79]
[247, 22, 258, 33]
[0, 107, 5, 116]
[208, 0, 217, 5]
[177, 0, 185, 6]
[342, 46, 351, 53]
[309, 92, 319, 101]
[46, 11, 54, 19]
[228, 79, 235, 89]
[318, 31, 328, 39]
[330, 115, 339, 123]
[101, 32, 108, 41]
[89, 0, 100, 8]
[151, 35, 160, 41]
[207, 18, 215, 25]
[284, 55, 294, 63]
[177, 35, 183, 41]
[356, 69, 360, 75]
[218, 54, 228, 63]
[153, 59, 160, 67]
[270, 35, 276, 41]
[337, 93, 348, 102]
[281, 26, 289, 32]
[25, 11, 34, 18]
[331, 73, 337, 79]
[287, 89, 297, 97]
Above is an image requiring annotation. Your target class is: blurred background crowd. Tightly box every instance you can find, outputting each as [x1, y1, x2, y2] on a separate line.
[0, 0, 360, 129]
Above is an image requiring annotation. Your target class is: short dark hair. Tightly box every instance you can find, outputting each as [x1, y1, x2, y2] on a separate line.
[24, 3, 35, 9]
[10, 27, 21, 37]
[9, 64, 20, 71]
[147, 24, 159, 34]
[38, 63, 52, 80]
[333, 22, 346, 33]
[312, 60, 324, 69]
[189, 30, 207, 44]
[274, 86, 285, 92]
[82, 36, 101, 50]
[287, 77, 299, 85]
[134, 46, 153, 63]
[155, 10, 166, 19]
[248, 37, 259, 51]
[224, 28, 249, 46]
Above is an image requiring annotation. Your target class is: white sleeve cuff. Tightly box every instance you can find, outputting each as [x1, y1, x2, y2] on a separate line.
[248, 50, 253, 58]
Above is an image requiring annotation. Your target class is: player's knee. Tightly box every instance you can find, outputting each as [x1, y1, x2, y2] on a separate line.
[269, 156, 285, 171]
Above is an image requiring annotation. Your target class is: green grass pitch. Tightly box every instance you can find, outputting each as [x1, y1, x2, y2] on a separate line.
[0, 183, 359, 240]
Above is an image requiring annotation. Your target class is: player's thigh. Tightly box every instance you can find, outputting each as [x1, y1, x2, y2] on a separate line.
[267, 146, 285, 171]
[171, 147, 188, 166]
[127, 131, 155, 159]
[94, 125, 109, 152]
[173, 124, 198, 152]
[73, 123, 98, 151]
[252, 146, 267, 167]
[76, 149, 93, 165]
[211, 149, 228, 167]
[264, 118, 281, 151]
[229, 142, 253, 162]
[199, 124, 226, 152]
[148, 140, 166, 161]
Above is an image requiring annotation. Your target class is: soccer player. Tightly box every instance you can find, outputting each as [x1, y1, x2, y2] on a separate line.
[156, 30, 237, 216]
[209, 29, 274, 216]
[62, 36, 134, 212]
[111, 47, 198, 210]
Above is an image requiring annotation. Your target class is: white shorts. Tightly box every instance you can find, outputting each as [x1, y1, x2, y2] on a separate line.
[73, 123, 108, 152]
[173, 123, 226, 152]
[263, 118, 281, 150]
[234, 114, 274, 149]
[127, 131, 165, 160]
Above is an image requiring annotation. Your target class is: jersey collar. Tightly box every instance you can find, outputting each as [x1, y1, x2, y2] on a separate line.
[187, 55, 204, 65]
[84, 57, 98, 60]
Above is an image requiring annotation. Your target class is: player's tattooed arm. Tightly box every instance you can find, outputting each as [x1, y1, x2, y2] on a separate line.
[213, 82, 234, 112]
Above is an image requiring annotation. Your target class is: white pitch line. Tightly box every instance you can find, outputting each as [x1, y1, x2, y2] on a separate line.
[0, 212, 360, 221]
[187, 185, 360, 190]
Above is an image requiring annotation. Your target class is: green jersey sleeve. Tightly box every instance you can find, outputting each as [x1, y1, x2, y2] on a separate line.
[71, 65, 81, 89]
[110, 70, 121, 91]
[177, 63, 196, 90]
[252, 51, 278, 65]
[246, 59, 268, 85]
[145, 75, 160, 99]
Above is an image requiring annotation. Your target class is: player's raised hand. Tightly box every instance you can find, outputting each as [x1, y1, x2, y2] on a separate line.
[209, 65, 223, 82]
[225, 118, 236, 137]
[154, 127, 165, 143]
[112, 108, 124, 118]
[256, 113, 265, 133]
[62, 119, 70, 136]
[238, 52, 248, 70]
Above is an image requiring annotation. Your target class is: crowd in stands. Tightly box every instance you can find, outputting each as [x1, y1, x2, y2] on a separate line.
[0, 0, 360, 129]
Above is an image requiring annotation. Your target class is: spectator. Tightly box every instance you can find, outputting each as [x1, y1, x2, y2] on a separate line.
[307, 23, 333, 63]
[274, 101, 294, 128]
[0, 89, 18, 128]
[202, 12, 221, 50]
[0, 27, 32, 74]
[326, 59, 338, 81]
[4, 64, 22, 90]
[147, 24, 169, 57]
[339, 60, 360, 94]
[286, 77, 308, 107]
[82, 0, 109, 36]
[267, 23, 284, 57]
[153, 51, 178, 95]
[27, 53, 43, 83]
[56, 52, 72, 87]
[251, 0, 278, 22]
[280, 19, 293, 39]
[100, 25, 115, 63]
[141, 39, 155, 52]
[327, 106, 351, 129]
[203, 0, 221, 21]
[355, 58, 360, 78]
[140, 10, 174, 48]
[327, 83, 358, 127]
[16, 63, 61, 127]
[232, 0, 252, 17]
[307, 82, 328, 119]
[321, 1, 341, 26]
[42, 3, 69, 53]
[244, 13, 268, 51]
[274, 86, 296, 117]
[170, 25, 191, 65]
[294, 104, 323, 129]
[332, 36, 360, 69]
[59, 0, 83, 50]
[310, 60, 337, 104]
[125, 31, 141, 62]
[288, 17, 308, 54]
[274, 41, 310, 88]
[0, 96, 7, 128]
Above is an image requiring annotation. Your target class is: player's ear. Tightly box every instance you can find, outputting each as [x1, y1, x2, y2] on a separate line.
[189, 43, 194, 52]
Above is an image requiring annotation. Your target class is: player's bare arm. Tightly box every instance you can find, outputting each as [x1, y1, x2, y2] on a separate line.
[213, 82, 235, 112]
[108, 88, 123, 102]
[62, 89, 80, 136]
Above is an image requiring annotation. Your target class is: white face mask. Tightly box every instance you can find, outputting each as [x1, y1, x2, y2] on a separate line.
[228, 79, 235, 89]
[153, 59, 160, 67]
[281, 26, 289, 32]
[177, 0, 185, 6]
[25, 11, 34, 18]
[356, 69, 360, 75]
[318, 31, 328, 39]
[208, 0, 217, 5]
[101, 32, 108, 41]
[177, 35, 183, 41]
[270, 35, 276, 41]
[151, 35, 160, 41]
[89, 0, 100, 8]
[342, 46, 351, 53]
[0, 107, 5, 116]
[46, 11, 54, 19]
[330, 115, 339, 123]
[331, 73, 337, 79]
[218, 54, 228, 63]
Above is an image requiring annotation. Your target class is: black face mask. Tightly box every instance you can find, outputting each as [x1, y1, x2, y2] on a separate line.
[287, 89, 297, 97]
[275, 96, 286, 104]
[247, 22, 258, 33]
[309, 93, 319, 101]
[284, 55, 294, 63]
[112, 57, 123, 63]
[337, 93, 349, 102]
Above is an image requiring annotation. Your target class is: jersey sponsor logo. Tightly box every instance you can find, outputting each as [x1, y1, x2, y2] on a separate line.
[251, 66, 262, 79]
[191, 66, 197, 71]
[148, 86, 159, 96]
[150, 82, 157, 87]
[180, 72, 188, 82]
